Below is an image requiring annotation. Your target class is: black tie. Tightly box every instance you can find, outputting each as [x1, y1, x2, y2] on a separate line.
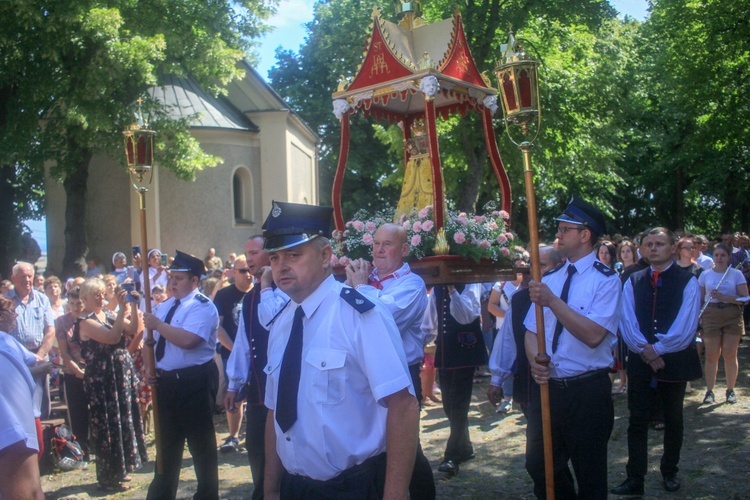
[552, 265, 576, 353]
[276, 306, 305, 433]
[155, 299, 181, 362]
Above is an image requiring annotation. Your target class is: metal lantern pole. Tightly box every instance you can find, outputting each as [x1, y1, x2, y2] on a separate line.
[122, 99, 164, 474]
[494, 33, 555, 499]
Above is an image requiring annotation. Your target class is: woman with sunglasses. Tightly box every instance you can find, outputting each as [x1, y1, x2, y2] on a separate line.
[676, 238, 703, 278]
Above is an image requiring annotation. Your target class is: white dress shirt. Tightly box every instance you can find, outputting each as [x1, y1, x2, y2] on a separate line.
[524, 251, 621, 378]
[153, 288, 219, 371]
[264, 275, 413, 481]
[355, 263, 428, 365]
[619, 265, 700, 356]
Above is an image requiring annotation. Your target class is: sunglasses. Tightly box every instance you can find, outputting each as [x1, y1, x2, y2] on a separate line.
[557, 225, 585, 234]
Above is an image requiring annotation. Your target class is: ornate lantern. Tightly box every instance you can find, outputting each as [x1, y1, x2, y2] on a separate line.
[121, 97, 163, 473]
[495, 31, 555, 499]
[494, 32, 541, 140]
[122, 98, 156, 191]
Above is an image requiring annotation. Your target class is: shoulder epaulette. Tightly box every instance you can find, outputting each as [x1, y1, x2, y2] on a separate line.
[340, 287, 375, 313]
[543, 264, 564, 277]
[195, 293, 210, 303]
[593, 261, 616, 277]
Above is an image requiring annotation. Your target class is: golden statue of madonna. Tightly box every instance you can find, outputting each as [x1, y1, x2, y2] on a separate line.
[395, 120, 440, 220]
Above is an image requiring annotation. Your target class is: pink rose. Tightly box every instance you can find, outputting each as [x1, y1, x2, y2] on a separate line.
[499, 210, 510, 220]
[453, 232, 466, 244]
[352, 220, 364, 231]
[411, 235, 421, 246]
[506, 232, 514, 241]
[418, 208, 429, 219]
[422, 220, 434, 231]
[459, 212, 467, 217]
[412, 221, 422, 232]
[497, 234, 508, 244]
[501, 247, 510, 256]
[456, 216, 468, 226]
[487, 221, 498, 230]
[339, 256, 350, 266]
[403, 221, 411, 229]
[474, 215, 484, 223]
[365, 221, 377, 232]
[479, 239, 490, 249]
[345, 221, 352, 228]
[363, 233, 374, 245]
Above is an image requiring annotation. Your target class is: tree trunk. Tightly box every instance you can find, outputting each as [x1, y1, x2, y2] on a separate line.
[61, 153, 92, 278]
[0, 164, 22, 279]
[457, 123, 487, 213]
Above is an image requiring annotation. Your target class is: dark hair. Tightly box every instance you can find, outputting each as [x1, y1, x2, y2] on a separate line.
[713, 243, 732, 257]
[644, 227, 676, 245]
[596, 240, 617, 265]
[67, 286, 81, 300]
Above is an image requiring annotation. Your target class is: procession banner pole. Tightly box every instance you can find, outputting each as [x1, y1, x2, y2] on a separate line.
[520, 142, 555, 499]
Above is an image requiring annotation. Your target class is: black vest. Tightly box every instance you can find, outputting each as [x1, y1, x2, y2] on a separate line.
[434, 285, 487, 369]
[629, 265, 702, 382]
[241, 286, 271, 404]
[510, 288, 533, 405]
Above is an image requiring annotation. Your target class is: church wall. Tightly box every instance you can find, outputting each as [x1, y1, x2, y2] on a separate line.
[157, 131, 262, 262]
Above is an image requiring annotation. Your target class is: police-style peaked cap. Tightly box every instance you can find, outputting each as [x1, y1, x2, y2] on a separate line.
[555, 195, 606, 236]
[169, 250, 205, 277]
[262, 201, 334, 252]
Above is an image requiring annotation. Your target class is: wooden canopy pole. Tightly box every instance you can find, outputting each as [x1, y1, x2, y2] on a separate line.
[136, 189, 164, 474]
[520, 140, 555, 499]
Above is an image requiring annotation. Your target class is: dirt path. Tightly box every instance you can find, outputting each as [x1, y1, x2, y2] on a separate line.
[43, 342, 750, 499]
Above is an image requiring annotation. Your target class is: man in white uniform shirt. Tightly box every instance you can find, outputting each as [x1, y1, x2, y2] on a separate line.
[144, 251, 220, 500]
[345, 223, 435, 499]
[524, 196, 622, 499]
[262, 201, 418, 499]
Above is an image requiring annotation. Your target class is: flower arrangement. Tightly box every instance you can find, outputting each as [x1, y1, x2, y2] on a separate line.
[331, 203, 514, 265]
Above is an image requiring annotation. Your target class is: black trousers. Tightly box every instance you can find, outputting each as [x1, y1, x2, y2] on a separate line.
[626, 364, 687, 481]
[280, 452, 386, 499]
[438, 367, 475, 462]
[408, 363, 436, 500]
[525, 372, 614, 500]
[147, 360, 219, 500]
[246, 403, 268, 500]
[62, 374, 90, 457]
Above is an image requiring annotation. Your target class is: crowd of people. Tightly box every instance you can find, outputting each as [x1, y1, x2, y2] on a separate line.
[2, 198, 749, 499]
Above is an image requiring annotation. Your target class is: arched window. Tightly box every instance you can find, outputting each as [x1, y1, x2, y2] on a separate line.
[233, 167, 254, 225]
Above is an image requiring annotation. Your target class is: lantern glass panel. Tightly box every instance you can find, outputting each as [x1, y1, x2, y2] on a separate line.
[501, 74, 518, 113]
[519, 68, 532, 109]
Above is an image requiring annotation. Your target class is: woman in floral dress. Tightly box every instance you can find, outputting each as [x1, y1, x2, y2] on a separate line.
[76, 278, 147, 492]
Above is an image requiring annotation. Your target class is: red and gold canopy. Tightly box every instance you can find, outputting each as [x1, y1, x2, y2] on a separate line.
[331, 7, 511, 232]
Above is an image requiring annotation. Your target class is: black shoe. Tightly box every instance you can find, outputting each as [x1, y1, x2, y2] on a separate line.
[437, 459, 459, 476]
[610, 477, 644, 497]
[663, 475, 680, 492]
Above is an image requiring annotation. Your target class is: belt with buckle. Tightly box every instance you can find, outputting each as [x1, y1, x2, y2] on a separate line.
[156, 359, 214, 380]
[550, 368, 610, 389]
[708, 302, 735, 309]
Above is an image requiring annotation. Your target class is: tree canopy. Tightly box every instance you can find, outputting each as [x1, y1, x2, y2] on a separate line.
[0, 0, 277, 276]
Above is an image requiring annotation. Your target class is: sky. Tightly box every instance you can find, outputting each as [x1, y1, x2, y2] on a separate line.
[26, 0, 649, 254]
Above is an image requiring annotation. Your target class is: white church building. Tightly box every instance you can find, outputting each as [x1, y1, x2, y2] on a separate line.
[44, 62, 319, 275]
